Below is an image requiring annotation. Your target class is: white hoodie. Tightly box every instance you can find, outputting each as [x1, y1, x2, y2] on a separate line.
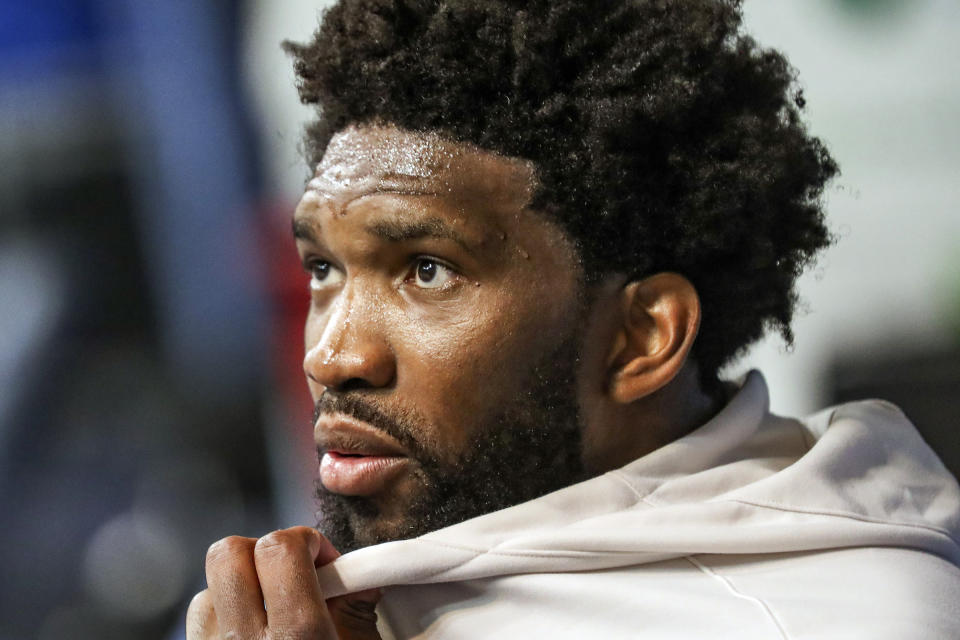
[317, 372, 960, 639]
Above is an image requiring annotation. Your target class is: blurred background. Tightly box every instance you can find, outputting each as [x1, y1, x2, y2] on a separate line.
[0, 0, 956, 637]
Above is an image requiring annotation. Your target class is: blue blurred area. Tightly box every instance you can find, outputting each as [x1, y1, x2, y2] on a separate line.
[0, 0, 100, 57]
[0, 0, 102, 90]
[0, 1, 278, 637]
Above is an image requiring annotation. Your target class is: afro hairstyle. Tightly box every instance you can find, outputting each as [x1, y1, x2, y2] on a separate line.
[284, 0, 839, 383]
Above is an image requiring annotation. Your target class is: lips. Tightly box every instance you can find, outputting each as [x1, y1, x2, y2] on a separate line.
[319, 451, 409, 495]
[315, 414, 412, 496]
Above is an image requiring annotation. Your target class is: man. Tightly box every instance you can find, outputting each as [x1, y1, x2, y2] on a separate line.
[188, 1, 960, 638]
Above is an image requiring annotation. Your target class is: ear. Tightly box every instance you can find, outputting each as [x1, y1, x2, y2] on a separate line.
[606, 272, 700, 404]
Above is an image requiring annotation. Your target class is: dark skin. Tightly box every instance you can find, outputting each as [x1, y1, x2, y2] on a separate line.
[187, 125, 718, 639]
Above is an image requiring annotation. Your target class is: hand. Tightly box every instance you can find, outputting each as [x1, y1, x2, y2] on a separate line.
[187, 526, 382, 639]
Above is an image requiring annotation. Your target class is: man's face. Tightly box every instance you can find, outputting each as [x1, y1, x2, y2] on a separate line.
[294, 125, 591, 552]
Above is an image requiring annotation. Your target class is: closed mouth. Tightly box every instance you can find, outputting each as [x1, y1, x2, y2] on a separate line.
[315, 414, 413, 496]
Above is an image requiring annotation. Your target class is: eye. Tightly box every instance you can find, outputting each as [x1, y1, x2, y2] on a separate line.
[308, 259, 345, 289]
[410, 257, 456, 290]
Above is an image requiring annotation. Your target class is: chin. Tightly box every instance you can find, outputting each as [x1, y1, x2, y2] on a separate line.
[315, 482, 430, 553]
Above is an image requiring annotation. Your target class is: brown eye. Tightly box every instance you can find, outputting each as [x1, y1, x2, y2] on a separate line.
[417, 259, 437, 283]
[412, 257, 454, 289]
[308, 260, 344, 289]
[312, 261, 331, 280]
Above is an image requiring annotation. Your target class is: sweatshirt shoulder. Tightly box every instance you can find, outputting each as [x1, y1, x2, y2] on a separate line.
[800, 397, 911, 440]
[799, 397, 952, 482]
[702, 546, 960, 640]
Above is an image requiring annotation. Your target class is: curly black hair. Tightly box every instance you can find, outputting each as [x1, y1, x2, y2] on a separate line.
[284, 0, 838, 383]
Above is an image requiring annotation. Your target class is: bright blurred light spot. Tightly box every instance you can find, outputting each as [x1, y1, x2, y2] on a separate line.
[82, 509, 189, 621]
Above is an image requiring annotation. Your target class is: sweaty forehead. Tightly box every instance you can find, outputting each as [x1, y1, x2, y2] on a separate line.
[310, 125, 538, 208]
[317, 126, 453, 180]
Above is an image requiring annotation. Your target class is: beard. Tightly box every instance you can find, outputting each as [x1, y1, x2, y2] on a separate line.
[313, 330, 589, 553]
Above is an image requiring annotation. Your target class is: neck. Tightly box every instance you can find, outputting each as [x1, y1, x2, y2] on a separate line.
[580, 361, 723, 474]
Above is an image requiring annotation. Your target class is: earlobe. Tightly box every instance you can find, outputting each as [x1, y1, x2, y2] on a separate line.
[607, 273, 701, 404]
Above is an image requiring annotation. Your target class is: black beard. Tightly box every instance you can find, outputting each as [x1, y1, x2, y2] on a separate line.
[314, 331, 588, 553]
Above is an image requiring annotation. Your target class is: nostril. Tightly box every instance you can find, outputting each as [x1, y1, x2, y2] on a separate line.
[335, 377, 373, 393]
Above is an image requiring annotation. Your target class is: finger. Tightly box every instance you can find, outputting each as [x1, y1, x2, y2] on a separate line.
[204, 536, 266, 637]
[254, 526, 338, 637]
[186, 590, 219, 640]
[328, 589, 384, 640]
[314, 530, 341, 567]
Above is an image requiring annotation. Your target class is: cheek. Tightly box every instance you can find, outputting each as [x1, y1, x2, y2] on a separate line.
[393, 305, 502, 394]
[391, 287, 575, 438]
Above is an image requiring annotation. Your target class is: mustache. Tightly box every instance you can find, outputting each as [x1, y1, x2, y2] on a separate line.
[313, 392, 432, 462]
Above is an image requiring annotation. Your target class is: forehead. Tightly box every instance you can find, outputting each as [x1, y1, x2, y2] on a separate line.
[309, 125, 538, 211]
[295, 124, 582, 277]
[317, 126, 455, 181]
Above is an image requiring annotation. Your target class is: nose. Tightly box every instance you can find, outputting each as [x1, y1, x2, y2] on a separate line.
[303, 291, 396, 393]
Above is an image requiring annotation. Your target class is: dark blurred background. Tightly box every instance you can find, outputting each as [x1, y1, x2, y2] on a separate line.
[0, 1, 311, 637]
[0, 0, 957, 638]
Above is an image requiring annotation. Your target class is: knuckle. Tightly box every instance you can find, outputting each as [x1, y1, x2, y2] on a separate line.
[254, 530, 297, 559]
[187, 589, 211, 614]
[206, 535, 252, 568]
[185, 590, 215, 637]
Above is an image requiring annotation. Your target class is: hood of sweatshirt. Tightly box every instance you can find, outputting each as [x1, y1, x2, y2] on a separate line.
[317, 371, 960, 598]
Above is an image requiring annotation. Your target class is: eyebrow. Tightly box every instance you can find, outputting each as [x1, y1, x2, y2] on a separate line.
[293, 215, 478, 255]
[365, 217, 476, 254]
[292, 217, 318, 243]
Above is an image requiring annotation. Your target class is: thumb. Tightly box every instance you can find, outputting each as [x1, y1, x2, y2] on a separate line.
[327, 588, 383, 640]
